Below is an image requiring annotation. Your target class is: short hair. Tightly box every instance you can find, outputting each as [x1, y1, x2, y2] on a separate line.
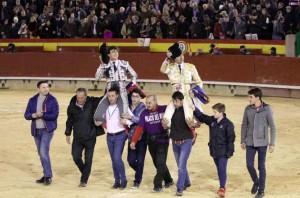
[76, 87, 87, 96]
[212, 103, 225, 114]
[131, 88, 142, 97]
[108, 85, 120, 95]
[172, 91, 184, 100]
[37, 80, 48, 88]
[146, 94, 157, 103]
[248, 87, 262, 99]
[107, 46, 119, 53]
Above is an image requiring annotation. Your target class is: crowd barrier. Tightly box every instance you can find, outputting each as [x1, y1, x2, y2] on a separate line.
[0, 38, 285, 54]
[0, 50, 299, 98]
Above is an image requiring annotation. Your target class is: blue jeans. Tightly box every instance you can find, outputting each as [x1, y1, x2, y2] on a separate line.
[127, 140, 147, 184]
[107, 131, 127, 184]
[213, 157, 228, 188]
[246, 146, 267, 193]
[172, 139, 192, 190]
[34, 129, 54, 177]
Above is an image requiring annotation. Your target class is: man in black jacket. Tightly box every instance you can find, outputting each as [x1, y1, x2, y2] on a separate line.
[65, 87, 104, 187]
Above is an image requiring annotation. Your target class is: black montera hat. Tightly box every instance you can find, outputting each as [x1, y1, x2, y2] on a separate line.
[168, 43, 182, 60]
[99, 43, 109, 64]
[270, 47, 276, 51]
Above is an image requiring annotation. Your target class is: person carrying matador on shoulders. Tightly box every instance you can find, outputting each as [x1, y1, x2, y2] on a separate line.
[94, 43, 143, 122]
[160, 42, 209, 130]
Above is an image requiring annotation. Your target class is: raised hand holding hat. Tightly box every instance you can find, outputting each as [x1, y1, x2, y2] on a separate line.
[99, 43, 109, 64]
[168, 43, 182, 60]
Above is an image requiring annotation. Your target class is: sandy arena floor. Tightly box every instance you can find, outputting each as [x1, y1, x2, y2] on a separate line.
[0, 90, 299, 198]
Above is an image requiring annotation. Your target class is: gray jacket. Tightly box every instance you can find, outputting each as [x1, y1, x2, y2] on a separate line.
[241, 102, 276, 147]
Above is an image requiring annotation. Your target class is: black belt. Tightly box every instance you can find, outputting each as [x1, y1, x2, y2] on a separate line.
[107, 130, 125, 136]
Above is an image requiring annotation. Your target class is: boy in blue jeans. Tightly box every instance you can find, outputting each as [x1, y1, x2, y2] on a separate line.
[189, 103, 235, 197]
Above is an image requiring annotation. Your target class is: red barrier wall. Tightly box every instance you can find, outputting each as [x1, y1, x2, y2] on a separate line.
[0, 52, 299, 86]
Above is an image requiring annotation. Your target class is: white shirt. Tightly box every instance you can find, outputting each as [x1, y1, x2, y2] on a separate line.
[93, 24, 96, 35]
[106, 105, 133, 133]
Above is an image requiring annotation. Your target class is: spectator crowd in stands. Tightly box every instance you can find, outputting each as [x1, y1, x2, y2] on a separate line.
[0, 0, 299, 40]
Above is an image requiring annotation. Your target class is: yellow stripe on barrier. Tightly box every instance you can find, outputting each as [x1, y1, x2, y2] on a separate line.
[105, 42, 138, 47]
[150, 43, 173, 52]
[43, 43, 57, 51]
[56, 42, 99, 47]
[218, 44, 263, 49]
[0, 42, 44, 47]
[150, 42, 285, 55]
[0, 41, 286, 55]
[262, 45, 285, 55]
[55, 42, 138, 47]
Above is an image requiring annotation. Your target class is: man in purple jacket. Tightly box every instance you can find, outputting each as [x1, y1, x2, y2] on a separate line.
[24, 80, 59, 185]
[130, 94, 174, 192]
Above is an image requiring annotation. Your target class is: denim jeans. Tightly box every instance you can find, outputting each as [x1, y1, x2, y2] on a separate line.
[246, 146, 267, 193]
[72, 138, 96, 183]
[172, 139, 192, 191]
[148, 142, 173, 188]
[127, 140, 147, 184]
[213, 157, 228, 188]
[107, 131, 127, 184]
[34, 129, 54, 177]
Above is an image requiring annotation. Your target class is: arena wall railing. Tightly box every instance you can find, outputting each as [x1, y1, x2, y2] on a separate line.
[0, 39, 298, 98]
[0, 38, 286, 54]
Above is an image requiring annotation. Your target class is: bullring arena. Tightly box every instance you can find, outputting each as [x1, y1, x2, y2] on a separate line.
[0, 39, 300, 198]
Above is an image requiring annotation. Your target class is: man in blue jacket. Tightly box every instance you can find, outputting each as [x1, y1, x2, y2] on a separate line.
[24, 80, 59, 185]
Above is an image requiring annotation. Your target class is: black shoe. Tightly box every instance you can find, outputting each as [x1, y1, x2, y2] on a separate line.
[111, 182, 121, 189]
[152, 187, 163, 192]
[36, 176, 45, 184]
[183, 183, 191, 190]
[131, 182, 140, 189]
[164, 181, 174, 188]
[119, 180, 127, 190]
[255, 192, 265, 198]
[79, 182, 87, 187]
[176, 189, 183, 196]
[44, 177, 52, 185]
[251, 182, 259, 194]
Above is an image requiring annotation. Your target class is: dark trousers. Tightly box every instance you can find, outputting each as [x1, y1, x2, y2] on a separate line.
[246, 146, 267, 193]
[127, 140, 147, 184]
[72, 138, 96, 183]
[213, 157, 228, 188]
[148, 142, 173, 188]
